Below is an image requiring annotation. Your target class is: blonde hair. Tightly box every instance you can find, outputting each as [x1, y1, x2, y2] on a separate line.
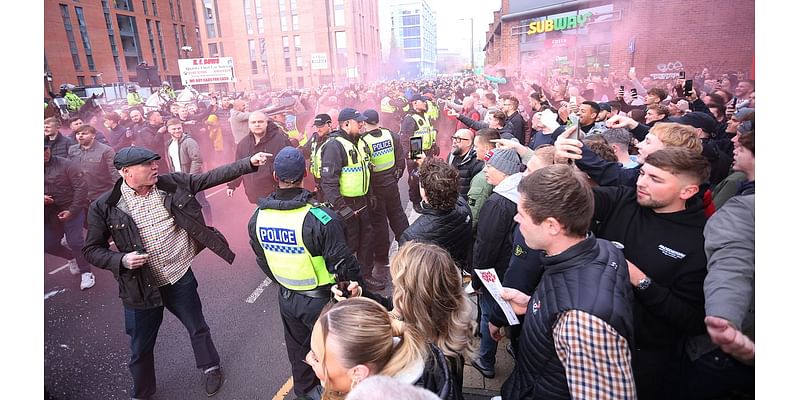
[390, 241, 476, 359]
[649, 122, 703, 153]
[317, 297, 426, 399]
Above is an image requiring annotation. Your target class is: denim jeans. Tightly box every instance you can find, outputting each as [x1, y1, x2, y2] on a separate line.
[477, 293, 498, 369]
[124, 269, 220, 398]
[44, 208, 90, 273]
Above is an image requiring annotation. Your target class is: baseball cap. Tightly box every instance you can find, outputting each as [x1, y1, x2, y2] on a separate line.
[113, 147, 161, 169]
[598, 102, 613, 112]
[675, 111, 717, 134]
[362, 109, 380, 125]
[273, 146, 306, 183]
[313, 113, 332, 127]
[409, 94, 426, 103]
[338, 108, 368, 122]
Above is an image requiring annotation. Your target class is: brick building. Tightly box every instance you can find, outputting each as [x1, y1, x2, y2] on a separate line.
[44, 0, 202, 96]
[483, 0, 755, 81]
[196, 0, 382, 92]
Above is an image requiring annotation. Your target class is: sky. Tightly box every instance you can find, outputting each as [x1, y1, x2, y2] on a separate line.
[378, 0, 501, 62]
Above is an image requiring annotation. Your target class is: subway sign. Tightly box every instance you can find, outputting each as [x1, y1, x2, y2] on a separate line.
[527, 12, 593, 35]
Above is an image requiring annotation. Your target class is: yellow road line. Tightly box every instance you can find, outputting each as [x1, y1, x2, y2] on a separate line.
[272, 377, 293, 400]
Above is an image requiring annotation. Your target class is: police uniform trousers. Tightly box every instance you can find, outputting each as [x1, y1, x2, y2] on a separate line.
[278, 286, 329, 397]
[341, 197, 373, 277]
[369, 181, 409, 266]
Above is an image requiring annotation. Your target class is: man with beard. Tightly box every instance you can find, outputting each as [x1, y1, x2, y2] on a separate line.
[68, 125, 117, 203]
[227, 111, 292, 204]
[447, 128, 483, 200]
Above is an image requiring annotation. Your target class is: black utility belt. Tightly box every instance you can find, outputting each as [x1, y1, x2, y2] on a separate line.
[289, 284, 333, 299]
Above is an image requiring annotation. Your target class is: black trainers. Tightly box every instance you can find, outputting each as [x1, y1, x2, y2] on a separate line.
[204, 366, 224, 397]
[471, 358, 496, 379]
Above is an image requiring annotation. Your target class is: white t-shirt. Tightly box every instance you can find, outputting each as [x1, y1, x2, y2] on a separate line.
[168, 140, 181, 172]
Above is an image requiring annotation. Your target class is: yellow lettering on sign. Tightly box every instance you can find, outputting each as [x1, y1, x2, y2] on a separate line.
[544, 19, 554, 32]
[527, 22, 536, 35]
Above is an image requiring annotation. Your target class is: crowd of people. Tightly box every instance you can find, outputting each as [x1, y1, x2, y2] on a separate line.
[44, 64, 755, 400]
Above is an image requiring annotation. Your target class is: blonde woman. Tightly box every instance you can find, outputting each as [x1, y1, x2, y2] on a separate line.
[333, 241, 476, 399]
[306, 297, 449, 400]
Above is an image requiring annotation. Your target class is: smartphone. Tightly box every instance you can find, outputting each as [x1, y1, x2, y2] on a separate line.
[684, 79, 693, 97]
[631, 88, 638, 99]
[732, 97, 738, 108]
[409, 136, 423, 160]
[619, 85, 625, 92]
[568, 113, 580, 129]
[679, 71, 686, 80]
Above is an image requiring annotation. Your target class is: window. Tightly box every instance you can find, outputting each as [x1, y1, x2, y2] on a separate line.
[290, 0, 299, 30]
[145, 19, 159, 69]
[141, 0, 147, 14]
[402, 26, 420, 36]
[402, 15, 419, 26]
[259, 38, 269, 74]
[155, 21, 167, 69]
[283, 36, 291, 72]
[335, 31, 347, 69]
[114, 0, 134, 11]
[249, 39, 258, 73]
[74, 7, 95, 70]
[208, 42, 219, 57]
[297, 77, 304, 88]
[151, 0, 158, 16]
[168, 0, 175, 19]
[256, 0, 264, 34]
[176, 0, 183, 21]
[244, 0, 254, 34]
[101, 0, 123, 79]
[403, 37, 420, 48]
[60, 4, 82, 71]
[279, 0, 287, 31]
[204, 0, 218, 38]
[286, 77, 293, 89]
[77, 76, 85, 86]
[117, 14, 143, 72]
[92, 75, 100, 85]
[294, 35, 302, 71]
[404, 48, 421, 59]
[173, 23, 181, 57]
[333, 0, 344, 26]
[180, 25, 187, 47]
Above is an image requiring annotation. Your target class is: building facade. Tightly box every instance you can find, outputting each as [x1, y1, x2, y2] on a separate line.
[483, 0, 755, 81]
[44, 0, 202, 96]
[196, 0, 382, 92]
[387, 0, 437, 78]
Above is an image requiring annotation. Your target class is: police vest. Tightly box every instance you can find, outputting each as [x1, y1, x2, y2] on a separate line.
[65, 92, 84, 112]
[425, 100, 439, 121]
[380, 97, 396, 113]
[334, 135, 371, 197]
[309, 135, 329, 179]
[411, 113, 435, 151]
[255, 204, 335, 291]
[362, 129, 396, 172]
[127, 92, 143, 106]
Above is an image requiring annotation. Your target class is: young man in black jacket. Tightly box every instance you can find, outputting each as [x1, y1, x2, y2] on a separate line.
[83, 147, 272, 399]
[470, 148, 522, 379]
[588, 147, 711, 400]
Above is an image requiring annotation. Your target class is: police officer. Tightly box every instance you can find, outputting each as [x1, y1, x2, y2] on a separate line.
[399, 94, 438, 213]
[379, 87, 408, 133]
[127, 84, 143, 106]
[360, 109, 409, 289]
[248, 146, 362, 400]
[61, 84, 85, 113]
[159, 81, 176, 102]
[301, 113, 333, 201]
[320, 108, 376, 288]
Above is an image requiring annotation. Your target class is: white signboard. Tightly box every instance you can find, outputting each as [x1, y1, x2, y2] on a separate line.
[310, 53, 328, 70]
[178, 57, 235, 85]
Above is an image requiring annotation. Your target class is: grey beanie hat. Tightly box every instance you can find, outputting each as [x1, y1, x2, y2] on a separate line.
[487, 148, 522, 176]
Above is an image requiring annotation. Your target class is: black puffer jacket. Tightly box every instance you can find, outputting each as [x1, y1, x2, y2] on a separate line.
[399, 197, 473, 271]
[448, 148, 484, 200]
[83, 157, 258, 309]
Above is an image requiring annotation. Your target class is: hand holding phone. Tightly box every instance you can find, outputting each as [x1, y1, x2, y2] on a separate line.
[631, 88, 638, 99]
[409, 136, 423, 160]
[683, 79, 693, 97]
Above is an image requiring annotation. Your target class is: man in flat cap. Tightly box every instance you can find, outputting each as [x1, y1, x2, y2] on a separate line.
[83, 146, 272, 399]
